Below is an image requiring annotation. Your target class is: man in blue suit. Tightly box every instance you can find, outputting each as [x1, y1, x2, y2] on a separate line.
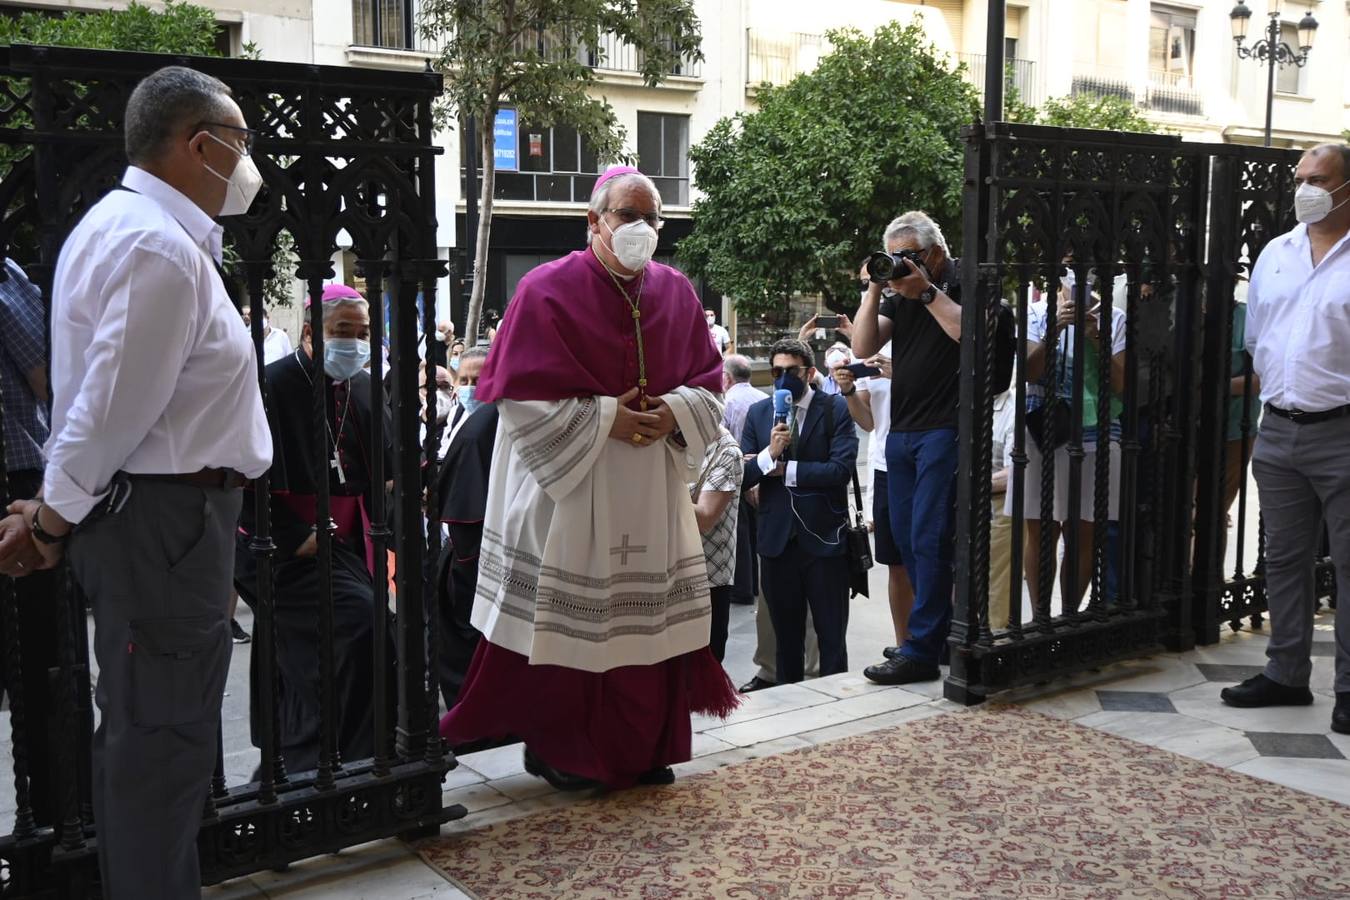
[741, 338, 859, 685]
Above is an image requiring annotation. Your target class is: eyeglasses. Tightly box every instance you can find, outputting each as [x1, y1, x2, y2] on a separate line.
[770, 365, 806, 379]
[603, 207, 664, 230]
[196, 121, 257, 156]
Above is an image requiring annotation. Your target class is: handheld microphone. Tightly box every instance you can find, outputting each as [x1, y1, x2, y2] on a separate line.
[772, 389, 792, 427]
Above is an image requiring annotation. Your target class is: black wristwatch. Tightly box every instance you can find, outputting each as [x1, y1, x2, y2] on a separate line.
[30, 503, 68, 545]
[916, 284, 938, 305]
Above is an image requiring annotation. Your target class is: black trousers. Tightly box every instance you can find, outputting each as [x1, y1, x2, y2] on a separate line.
[760, 543, 849, 684]
[709, 585, 733, 662]
[0, 468, 61, 826]
[731, 500, 758, 604]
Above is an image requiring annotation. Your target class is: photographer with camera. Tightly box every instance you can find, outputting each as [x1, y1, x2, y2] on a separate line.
[852, 211, 962, 685]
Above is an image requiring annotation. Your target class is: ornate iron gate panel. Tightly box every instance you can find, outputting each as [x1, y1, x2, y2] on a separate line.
[0, 45, 462, 897]
[947, 121, 1332, 704]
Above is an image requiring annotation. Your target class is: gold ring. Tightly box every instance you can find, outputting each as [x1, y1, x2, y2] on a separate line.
[632, 433, 643, 444]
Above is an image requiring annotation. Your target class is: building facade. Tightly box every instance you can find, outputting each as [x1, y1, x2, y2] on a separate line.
[3, 0, 1346, 336]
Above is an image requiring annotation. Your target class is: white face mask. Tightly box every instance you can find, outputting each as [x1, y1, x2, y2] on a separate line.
[203, 132, 263, 217]
[1060, 269, 1076, 291]
[437, 387, 455, 421]
[1294, 180, 1350, 225]
[601, 217, 658, 272]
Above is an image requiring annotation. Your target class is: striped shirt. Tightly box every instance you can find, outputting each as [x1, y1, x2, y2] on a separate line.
[0, 260, 49, 472]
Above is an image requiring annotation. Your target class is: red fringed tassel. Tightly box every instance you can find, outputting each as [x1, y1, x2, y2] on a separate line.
[686, 647, 742, 719]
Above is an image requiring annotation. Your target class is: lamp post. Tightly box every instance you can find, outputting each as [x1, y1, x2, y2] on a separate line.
[1230, 0, 1317, 147]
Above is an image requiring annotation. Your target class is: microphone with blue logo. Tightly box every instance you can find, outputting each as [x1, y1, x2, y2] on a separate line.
[772, 388, 795, 462]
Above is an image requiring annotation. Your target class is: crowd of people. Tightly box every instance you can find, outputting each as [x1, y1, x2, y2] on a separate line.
[0, 62, 1342, 897]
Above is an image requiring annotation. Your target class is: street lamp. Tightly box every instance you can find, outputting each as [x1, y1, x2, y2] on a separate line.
[1230, 1, 1317, 147]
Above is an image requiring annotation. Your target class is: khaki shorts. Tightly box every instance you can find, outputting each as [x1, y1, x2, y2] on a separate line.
[1004, 441, 1121, 522]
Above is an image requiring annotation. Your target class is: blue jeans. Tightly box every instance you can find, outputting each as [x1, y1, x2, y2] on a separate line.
[885, 428, 959, 665]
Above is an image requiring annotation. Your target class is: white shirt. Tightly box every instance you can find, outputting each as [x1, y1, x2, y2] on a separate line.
[708, 322, 731, 353]
[1246, 223, 1350, 412]
[859, 376, 891, 472]
[262, 327, 293, 366]
[756, 387, 815, 487]
[44, 167, 272, 523]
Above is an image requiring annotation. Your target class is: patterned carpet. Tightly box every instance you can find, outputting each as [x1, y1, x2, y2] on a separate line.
[419, 706, 1350, 899]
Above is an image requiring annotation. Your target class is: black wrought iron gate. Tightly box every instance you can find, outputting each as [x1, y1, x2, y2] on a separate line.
[947, 121, 1336, 704]
[0, 45, 463, 897]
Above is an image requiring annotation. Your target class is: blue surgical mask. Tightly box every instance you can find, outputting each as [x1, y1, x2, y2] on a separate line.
[457, 384, 482, 415]
[773, 371, 807, 401]
[323, 338, 370, 381]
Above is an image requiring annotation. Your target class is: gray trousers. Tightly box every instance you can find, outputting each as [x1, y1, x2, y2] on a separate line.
[69, 480, 241, 900]
[753, 590, 819, 682]
[1251, 414, 1350, 693]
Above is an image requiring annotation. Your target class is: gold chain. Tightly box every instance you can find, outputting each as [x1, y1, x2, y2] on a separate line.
[595, 249, 649, 410]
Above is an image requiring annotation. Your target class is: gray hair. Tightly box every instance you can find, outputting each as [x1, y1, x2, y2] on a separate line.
[1305, 143, 1350, 181]
[125, 66, 235, 165]
[586, 172, 662, 245]
[723, 354, 752, 383]
[883, 210, 950, 256]
[459, 346, 489, 366]
[321, 297, 367, 324]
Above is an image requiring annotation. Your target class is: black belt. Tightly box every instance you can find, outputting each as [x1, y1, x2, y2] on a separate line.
[1264, 403, 1350, 425]
[129, 468, 248, 490]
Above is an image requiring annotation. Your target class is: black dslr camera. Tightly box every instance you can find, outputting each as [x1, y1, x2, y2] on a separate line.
[866, 249, 926, 284]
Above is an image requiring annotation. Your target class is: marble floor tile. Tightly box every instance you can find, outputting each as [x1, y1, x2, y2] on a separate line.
[203, 878, 268, 899]
[440, 782, 513, 816]
[1088, 658, 1207, 694]
[691, 730, 738, 758]
[672, 747, 756, 778]
[1075, 710, 1259, 769]
[1095, 690, 1178, 713]
[487, 772, 557, 802]
[262, 852, 458, 899]
[1245, 731, 1344, 760]
[692, 682, 834, 731]
[794, 704, 949, 746]
[797, 670, 894, 700]
[702, 689, 927, 747]
[440, 763, 487, 791]
[246, 839, 414, 889]
[1169, 682, 1332, 734]
[1195, 663, 1264, 683]
[1003, 687, 1102, 721]
[1231, 756, 1350, 806]
[454, 744, 525, 781]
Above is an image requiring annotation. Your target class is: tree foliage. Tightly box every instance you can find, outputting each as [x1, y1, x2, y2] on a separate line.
[418, 0, 703, 342]
[1006, 84, 1159, 135]
[678, 23, 978, 320]
[0, 0, 223, 55]
[0, 1, 297, 305]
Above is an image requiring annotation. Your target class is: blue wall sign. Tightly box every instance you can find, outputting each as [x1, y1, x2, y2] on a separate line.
[494, 109, 518, 172]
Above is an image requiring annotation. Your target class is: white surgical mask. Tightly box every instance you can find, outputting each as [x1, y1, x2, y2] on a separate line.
[437, 387, 455, 421]
[203, 132, 263, 217]
[457, 384, 483, 415]
[1060, 270, 1076, 291]
[1294, 180, 1350, 225]
[323, 338, 370, 381]
[825, 348, 850, 369]
[601, 217, 658, 272]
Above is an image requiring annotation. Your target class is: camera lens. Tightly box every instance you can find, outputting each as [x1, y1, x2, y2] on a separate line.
[866, 251, 895, 283]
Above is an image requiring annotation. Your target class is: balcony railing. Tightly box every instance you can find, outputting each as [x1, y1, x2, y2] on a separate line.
[355, 9, 699, 76]
[957, 53, 1040, 108]
[746, 29, 829, 87]
[1071, 67, 1204, 118]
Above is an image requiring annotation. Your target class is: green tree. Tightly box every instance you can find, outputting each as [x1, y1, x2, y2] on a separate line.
[0, 0, 222, 55]
[419, 0, 703, 344]
[678, 22, 978, 321]
[1006, 82, 1159, 134]
[0, 1, 300, 306]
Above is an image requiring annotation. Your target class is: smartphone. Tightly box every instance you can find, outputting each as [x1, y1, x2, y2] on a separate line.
[846, 362, 882, 378]
[815, 315, 840, 329]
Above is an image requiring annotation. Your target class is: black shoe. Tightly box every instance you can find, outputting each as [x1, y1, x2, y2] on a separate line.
[738, 676, 776, 694]
[231, 619, 251, 644]
[864, 656, 940, 686]
[523, 747, 600, 792]
[1333, 693, 1350, 735]
[1219, 673, 1314, 708]
[882, 646, 904, 661]
[637, 766, 675, 786]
